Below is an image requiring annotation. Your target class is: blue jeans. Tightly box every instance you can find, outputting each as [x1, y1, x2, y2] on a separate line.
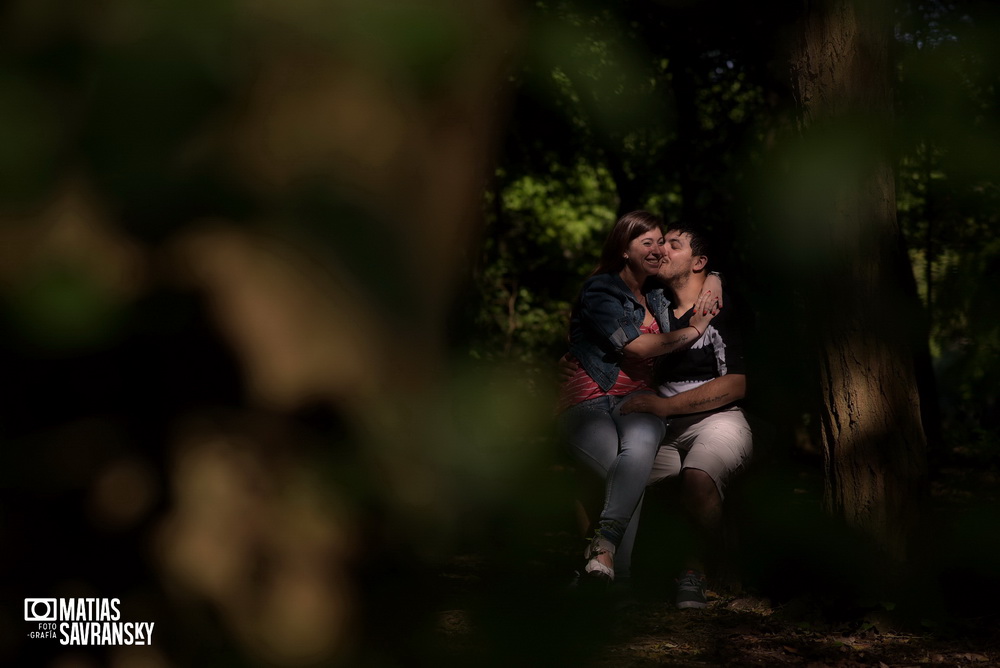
[559, 394, 667, 549]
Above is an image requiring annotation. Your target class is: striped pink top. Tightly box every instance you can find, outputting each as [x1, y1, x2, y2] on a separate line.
[557, 320, 659, 412]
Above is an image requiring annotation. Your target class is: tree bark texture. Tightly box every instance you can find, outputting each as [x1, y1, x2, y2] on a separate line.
[790, 0, 928, 560]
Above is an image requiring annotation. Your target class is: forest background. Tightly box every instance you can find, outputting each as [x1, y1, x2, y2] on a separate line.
[0, 0, 998, 666]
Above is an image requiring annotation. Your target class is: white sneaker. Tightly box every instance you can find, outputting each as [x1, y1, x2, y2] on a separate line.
[583, 535, 616, 581]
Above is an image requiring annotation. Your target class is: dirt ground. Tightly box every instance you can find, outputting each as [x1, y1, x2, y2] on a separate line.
[583, 591, 998, 667]
[433, 559, 1000, 667]
[432, 448, 1000, 667]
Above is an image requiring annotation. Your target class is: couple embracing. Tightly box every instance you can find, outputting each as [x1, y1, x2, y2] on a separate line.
[558, 210, 752, 609]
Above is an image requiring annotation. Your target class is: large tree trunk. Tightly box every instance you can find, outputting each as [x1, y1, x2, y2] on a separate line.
[789, 0, 928, 560]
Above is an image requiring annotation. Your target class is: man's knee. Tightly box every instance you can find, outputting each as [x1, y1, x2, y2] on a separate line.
[681, 468, 721, 504]
[681, 466, 715, 485]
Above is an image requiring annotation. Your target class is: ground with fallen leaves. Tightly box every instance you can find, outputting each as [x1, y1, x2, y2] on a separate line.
[588, 592, 997, 667]
[434, 561, 999, 667]
[434, 445, 1000, 666]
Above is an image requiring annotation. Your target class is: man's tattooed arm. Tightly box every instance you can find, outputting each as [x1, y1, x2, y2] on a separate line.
[685, 393, 731, 411]
[620, 375, 746, 418]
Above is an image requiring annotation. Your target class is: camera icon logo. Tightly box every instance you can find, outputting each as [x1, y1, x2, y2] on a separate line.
[24, 599, 57, 622]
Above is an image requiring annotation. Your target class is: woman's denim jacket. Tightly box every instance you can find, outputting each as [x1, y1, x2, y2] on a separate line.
[569, 272, 673, 392]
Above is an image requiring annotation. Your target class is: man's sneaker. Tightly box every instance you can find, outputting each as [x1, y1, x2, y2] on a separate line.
[675, 569, 707, 609]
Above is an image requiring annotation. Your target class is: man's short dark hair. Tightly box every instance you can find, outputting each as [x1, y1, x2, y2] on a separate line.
[665, 221, 713, 262]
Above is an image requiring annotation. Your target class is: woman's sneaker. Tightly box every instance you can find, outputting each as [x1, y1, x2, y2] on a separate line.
[675, 569, 707, 609]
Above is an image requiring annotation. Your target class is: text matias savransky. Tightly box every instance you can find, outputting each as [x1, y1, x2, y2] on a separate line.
[25, 597, 155, 646]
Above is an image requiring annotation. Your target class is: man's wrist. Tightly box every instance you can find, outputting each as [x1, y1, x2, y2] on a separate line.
[652, 394, 675, 418]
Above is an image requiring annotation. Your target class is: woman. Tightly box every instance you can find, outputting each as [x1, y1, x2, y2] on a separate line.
[559, 210, 719, 582]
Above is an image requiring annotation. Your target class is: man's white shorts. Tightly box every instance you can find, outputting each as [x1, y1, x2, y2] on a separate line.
[649, 406, 753, 499]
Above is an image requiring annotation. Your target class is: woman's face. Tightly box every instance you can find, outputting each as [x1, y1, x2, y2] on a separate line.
[624, 228, 664, 276]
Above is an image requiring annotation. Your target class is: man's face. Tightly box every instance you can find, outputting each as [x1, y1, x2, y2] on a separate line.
[657, 230, 701, 283]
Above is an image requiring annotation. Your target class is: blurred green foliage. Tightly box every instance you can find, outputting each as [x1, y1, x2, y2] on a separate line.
[5, 260, 123, 351]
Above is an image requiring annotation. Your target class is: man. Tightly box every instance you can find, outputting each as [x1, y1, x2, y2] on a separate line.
[618, 221, 752, 609]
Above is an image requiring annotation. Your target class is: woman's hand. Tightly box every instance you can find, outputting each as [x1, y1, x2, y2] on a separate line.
[557, 353, 580, 382]
[689, 290, 720, 336]
[702, 273, 723, 310]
